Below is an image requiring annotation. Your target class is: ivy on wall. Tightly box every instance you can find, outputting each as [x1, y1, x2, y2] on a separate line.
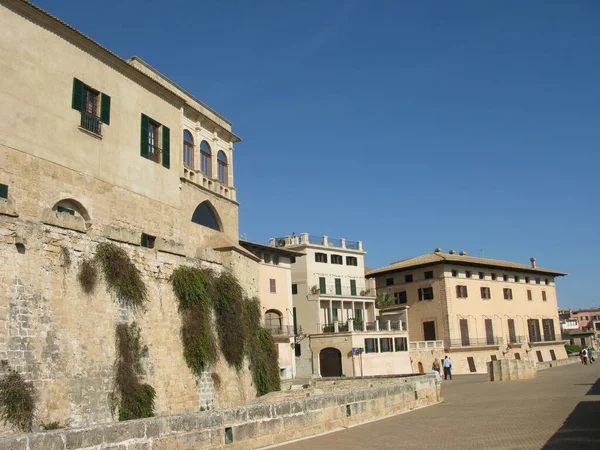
[0, 363, 36, 432]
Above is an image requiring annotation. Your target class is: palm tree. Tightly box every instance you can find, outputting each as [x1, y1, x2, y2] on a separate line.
[375, 292, 395, 310]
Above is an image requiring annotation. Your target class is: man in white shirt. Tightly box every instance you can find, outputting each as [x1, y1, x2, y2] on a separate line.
[443, 355, 452, 380]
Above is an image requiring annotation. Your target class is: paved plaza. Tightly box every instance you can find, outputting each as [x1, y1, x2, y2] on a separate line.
[277, 362, 600, 449]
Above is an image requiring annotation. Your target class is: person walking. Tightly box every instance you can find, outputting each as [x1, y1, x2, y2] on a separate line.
[432, 359, 441, 375]
[443, 355, 452, 380]
[588, 347, 594, 364]
[582, 348, 588, 365]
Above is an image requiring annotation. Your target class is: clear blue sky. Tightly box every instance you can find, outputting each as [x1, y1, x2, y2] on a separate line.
[33, 0, 600, 309]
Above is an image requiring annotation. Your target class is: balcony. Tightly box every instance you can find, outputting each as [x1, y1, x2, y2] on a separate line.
[409, 340, 445, 351]
[181, 168, 237, 201]
[318, 319, 406, 334]
[80, 111, 102, 135]
[313, 284, 373, 298]
[528, 335, 563, 344]
[446, 337, 504, 348]
[265, 324, 295, 337]
[508, 336, 527, 344]
[271, 234, 363, 251]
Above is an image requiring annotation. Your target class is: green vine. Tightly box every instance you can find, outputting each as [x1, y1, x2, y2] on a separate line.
[0, 364, 36, 432]
[110, 323, 155, 421]
[77, 258, 98, 294]
[214, 272, 246, 370]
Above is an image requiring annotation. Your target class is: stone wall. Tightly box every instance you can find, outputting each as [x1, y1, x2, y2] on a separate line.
[0, 374, 441, 449]
[487, 359, 537, 381]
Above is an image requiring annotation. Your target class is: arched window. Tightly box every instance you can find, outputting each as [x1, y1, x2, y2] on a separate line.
[264, 309, 283, 333]
[200, 141, 211, 176]
[217, 151, 228, 185]
[191, 201, 222, 231]
[183, 130, 194, 168]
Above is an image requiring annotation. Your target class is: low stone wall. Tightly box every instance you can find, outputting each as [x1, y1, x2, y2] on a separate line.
[0, 374, 441, 450]
[537, 355, 579, 370]
[487, 359, 537, 381]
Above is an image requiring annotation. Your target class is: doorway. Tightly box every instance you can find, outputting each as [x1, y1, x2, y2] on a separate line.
[319, 347, 342, 377]
[423, 321, 436, 341]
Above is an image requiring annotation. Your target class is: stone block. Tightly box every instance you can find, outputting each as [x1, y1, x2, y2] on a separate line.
[28, 432, 65, 450]
[65, 427, 104, 449]
[289, 399, 306, 415]
[0, 199, 18, 217]
[103, 421, 146, 445]
[102, 225, 139, 245]
[272, 401, 291, 417]
[246, 403, 272, 420]
[221, 406, 248, 425]
[233, 421, 258, 441]
[42, 209, 86, 233]
[0, 436, 27, 450]
[154, 238, 185, 257]
[166, 414, 200, 434]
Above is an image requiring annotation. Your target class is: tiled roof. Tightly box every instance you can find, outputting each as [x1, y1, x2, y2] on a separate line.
[367, 252, 567, 277]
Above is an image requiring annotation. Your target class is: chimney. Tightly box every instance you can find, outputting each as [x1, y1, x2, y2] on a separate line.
[530, 257, 537, 269]
[449, 249, 456, 255]
[434, 248, 442, 253]
[459, 251, 467, 256]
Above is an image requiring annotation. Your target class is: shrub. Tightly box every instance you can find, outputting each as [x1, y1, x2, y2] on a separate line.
[0, 367, 36, 432]
[214, 272, 246, 370]
[41, 421, 62, 430]
[77, 258, 98, 294]
[565, 344, 582, 354]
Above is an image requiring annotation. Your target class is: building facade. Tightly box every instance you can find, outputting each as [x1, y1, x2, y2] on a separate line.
[270, 234, 411, 378]
[367, 249, 568, 374]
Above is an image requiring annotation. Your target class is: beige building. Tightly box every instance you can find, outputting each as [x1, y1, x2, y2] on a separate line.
[270, 234, 411, 378]
[239, 240, 305, 380]
[367, 249, 568, 374]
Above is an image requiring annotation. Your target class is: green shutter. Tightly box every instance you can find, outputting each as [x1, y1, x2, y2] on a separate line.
[72, 78, 83, 111]
[162, 125, 170, 169]
[319, 277, 326, 294]
[140, 114, 149, 158]
[350, 280, 357, 296]
[141, 233, 148, 247]
[0, 184, 8, 199]
[335, 278, 341, 295]
[57, 206, 74, 215]
[100, 93, 111, 125]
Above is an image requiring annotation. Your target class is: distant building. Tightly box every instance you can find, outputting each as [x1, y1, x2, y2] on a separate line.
[569, 308, 600, 330]
[367, 248, 568, 374]
[271, 234, 411, 378]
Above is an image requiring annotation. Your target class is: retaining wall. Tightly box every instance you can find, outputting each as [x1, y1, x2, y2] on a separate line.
[0, 374, 441, 450]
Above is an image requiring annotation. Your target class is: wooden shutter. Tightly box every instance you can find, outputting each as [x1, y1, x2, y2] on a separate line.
[460, 319, 470, 346]
[418, 288, 423, 301]
[270, 279, 276, 293]
[140, 114, 149, 158]
[335, 278, 341, 295]
[485, 319, 494, 344]
[350, 280, 357, 296]
[162, 125, 170, 168]
[72, 78, 83, 110]
[100, 93, 111, 125]
[508, 319, 516, 343]
[319, 277, 326, 294]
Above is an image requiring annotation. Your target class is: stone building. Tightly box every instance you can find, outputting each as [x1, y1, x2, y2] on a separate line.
[367, 249, 568, 374]
[0, 0, 263, 431]
[270, 234, 411, 378]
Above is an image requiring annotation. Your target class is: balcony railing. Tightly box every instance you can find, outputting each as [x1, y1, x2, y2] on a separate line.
[529, 335, 560, 343]
[80, 111, 102, 135]
[508, 335, 527, 344]
[409, 340, 445, 351]
[318, 320, 406, 334]
[446, 337, 504, 348]
[265, 325, 295, 337]
[314, 284, 372, 297]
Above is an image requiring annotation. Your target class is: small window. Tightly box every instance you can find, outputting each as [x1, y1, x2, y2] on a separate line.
[269, 279, 276, 293]
[191, 201, 222, 231]
[291, 284, 298, 295]
[525, 277, 530, 283]
[380, 338, 393, 352]
[315, 253, 328, 263]
[217, 151, 228, 185]
[491, 273, 497, 280]
[536, 278, 541, 285]
[451, 270, 457, 277]
[394, 337, 407, 351]
[418, 287, 434, 301]
[331, 254, 343, 265]
[527, 289, 532, 301]
[141, 233, 156, 249]
[503, 288, 513, 300]
[395, 291, 408, 304]
[490, 355, 498, 361]
[503, 274, 508, 281]
[365, 338, 378, 353]
[479, 272, 484, 279]
[273, 255, 279, 265]
[514, 276, 520, 283]
[264, 253, 272, 264]
[200, 141, 212, 176]
[57, 205, 75, 215]
[456, 285, 468, 298]
[545, 278, 549, 285]
[290, 256, 296, 264]
[514, 353, 521, 360]
[542, 291, 547, 301]
[346, 256, 358, 266]
[72, 78, 110, 135]
[424, 271, 434, 279]
[386, 278, 394, 286]
[0, 184, 8, 200]
[405, 274, 413, 283]
[465, 271, 471, 278]
[141, 113, 170, 168]
[481, 287, 491, 300]
[183, 130, 194, 168]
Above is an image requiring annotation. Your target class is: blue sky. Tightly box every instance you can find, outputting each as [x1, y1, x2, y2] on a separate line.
[33, 0, 600, 309]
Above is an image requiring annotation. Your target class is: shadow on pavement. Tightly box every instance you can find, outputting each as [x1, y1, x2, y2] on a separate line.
[542, 395, 600, 449]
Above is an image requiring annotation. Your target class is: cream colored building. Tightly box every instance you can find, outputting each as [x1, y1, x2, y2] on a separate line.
[270, 234, 411, 378]
[239, 240, 305, 380]
[367, 249, 568, 375]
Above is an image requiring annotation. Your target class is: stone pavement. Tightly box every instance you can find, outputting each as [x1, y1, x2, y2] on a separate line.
[276, 362, 600, 449]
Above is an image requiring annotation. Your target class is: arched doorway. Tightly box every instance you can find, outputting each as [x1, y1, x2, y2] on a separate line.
[417, 362, 424, 374]
[319, 347, 342, 377]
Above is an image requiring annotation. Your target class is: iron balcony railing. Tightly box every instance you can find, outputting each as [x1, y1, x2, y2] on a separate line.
[265, 324, 295, 337]
[528, 335, 559, 343]
[446, 337, 504, 347]
[80, 111, 102, 135]
[147, 144, 162, 163]
[508, 335, 527, 344]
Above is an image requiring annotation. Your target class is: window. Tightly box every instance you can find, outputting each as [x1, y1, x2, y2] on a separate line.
[456, 285, 468, 298]
[290, 256, 296, 264]
[319, 277, 326, 294]
[542, 319, 556, 341]
[545, 278, 549, 285]
[479, 272, 484, 279]
[394, 337, 408, 352]
[380, 338, 393, 352]
[395, 291, 407, 304]
[405, 274, 413, 283]
[273, 255, 279, 265]
[386, 278, 394, 286]
[542, 291, 547, 301]
[507, 319, 517, 343]
[270, 279, 276, 293]
[525, 277, 530, 284]
[350, 280, 357, 296]
[141, 114, 170, 168]
[291, 284, 298, 295]
[503, 288, 513, 300]
[365, 338, 378, 353]
[346, 256, 358, 266]
[331, 254, 343, 265]
[72, 78, 110, 135]
[264, 253, 272, 264]
[514, 276, 520, 283]
[480, 287, 491, 300]
[141, 233, 156, 249]
[315, 253, 328, 263]
[451, 270, 457, 277]
[56, 205, 75, 215]
[491, 273, 497, 280]
[424, 271, 434, 279]
[335, 278, 342, 295]
[485, 319, 494, 345]
[191, 201, 222, 231]
[514, 353, 521, 360]
[200, 141, 212, 176]
[465, 271, 471, 278]
[183, 130, 194, 168]
[535, 278, 541, 285]
[503, 274, 508, 281]
[527, 289, 532, 301]
[0, 184, 7, 200]
[418, 287, 434, 301]
[217, 151, 228, 184]
[460, 319, 470, 346]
